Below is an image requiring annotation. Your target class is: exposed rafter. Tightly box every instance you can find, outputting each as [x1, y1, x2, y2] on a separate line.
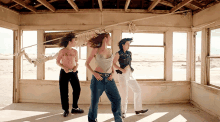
[190, 1, 203, 9]
[67, 0, 79, 12]
[35, 0, 58, 8]
[36, 0, 55, 12]
[9, 3, 18, 8]
[156, 0, 174, 7]
[148, 0, 161, 12]
[98, 0, 103, 11]
[170, 0, 193, 13]
[12, 0, 37, 13]
[125, 0, 131, 11]
[185, 3, 197, 10]
[9, 0, 58, 9]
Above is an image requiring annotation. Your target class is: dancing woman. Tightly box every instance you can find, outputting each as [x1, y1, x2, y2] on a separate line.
[113, 38, 148, 118]
[56, 33, 84, 117]
[85, 33, 123, 122]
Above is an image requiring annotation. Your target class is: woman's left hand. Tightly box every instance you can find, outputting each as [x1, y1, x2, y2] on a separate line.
[108, 74, 113, 81]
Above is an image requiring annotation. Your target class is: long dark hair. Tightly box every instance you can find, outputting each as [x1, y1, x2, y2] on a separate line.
[58, 33, 76, 48]
[88, 33, 110, 48]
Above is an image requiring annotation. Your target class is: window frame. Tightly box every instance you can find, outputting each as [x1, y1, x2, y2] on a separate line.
[194, 31, 202, 84]
[207, 26, 220, 89]
[122, 31, 165, 81]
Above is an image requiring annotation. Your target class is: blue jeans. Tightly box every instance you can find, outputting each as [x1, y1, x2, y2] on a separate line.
[88, 73, 122, 122]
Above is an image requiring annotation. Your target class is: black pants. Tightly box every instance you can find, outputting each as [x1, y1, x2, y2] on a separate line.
[59, 69, 81, 111]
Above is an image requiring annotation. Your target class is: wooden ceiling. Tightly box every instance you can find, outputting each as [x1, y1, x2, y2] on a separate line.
[0, 0, 219, 14]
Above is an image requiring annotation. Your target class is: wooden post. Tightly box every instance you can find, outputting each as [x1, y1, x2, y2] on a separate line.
[112, 29, 122, 55]
[191, 31, 196, 81]
[112, 29, 122, 82]
[201, 28, 209, 85]
[186, 31, 192, 81]
[13, 29, 21, 103]
[37, 30, 45, 80]
[165, 30, 173, 81]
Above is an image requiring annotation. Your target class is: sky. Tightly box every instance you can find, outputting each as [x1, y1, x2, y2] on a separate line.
[0, 27, 220, 55]
[0, 27, 13, 54]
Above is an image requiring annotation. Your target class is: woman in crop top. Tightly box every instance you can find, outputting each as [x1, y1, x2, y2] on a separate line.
[56, 33, 84, 117]
[85, 33, 123, 122]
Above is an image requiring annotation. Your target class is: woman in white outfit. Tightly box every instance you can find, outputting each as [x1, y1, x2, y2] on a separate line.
[113, 38, 148, 118]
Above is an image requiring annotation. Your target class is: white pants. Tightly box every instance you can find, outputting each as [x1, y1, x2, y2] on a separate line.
[118, 68, 142, 113]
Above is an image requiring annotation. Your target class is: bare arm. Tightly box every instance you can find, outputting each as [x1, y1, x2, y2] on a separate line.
[85, 48, 97, 75]
[73, 49, 78, 72]
[113, 52, 121, 70]
[113, 52, 126, 73]
[85, 48, 103, 81]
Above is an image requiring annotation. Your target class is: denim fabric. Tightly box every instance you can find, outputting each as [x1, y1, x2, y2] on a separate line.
[118, 50, 134, 72]
[88, 74, 122, 122]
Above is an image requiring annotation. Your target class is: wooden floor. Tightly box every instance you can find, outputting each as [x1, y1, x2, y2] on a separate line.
[0, 103, 219, 122]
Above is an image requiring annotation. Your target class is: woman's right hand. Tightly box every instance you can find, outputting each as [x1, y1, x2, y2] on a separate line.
[121, 68, 126, 73]
[93, 72, 103, 81]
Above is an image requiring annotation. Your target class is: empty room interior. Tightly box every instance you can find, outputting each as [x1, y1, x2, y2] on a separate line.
[0, 0, 220, 121]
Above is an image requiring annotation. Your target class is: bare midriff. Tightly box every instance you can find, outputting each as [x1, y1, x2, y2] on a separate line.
[94, 66, 112, 73]
[61, 49, 76, 70]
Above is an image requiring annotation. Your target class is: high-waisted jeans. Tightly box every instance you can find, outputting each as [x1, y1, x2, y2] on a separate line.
[88, 72, 122, 122]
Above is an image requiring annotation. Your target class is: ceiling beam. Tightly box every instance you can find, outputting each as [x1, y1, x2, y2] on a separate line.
[12, 0, 37, 13]
[97, 0, 103, 11]
[10, 0, 58, 9]
[152, 0, 174, 7]
[190, 1, 203, 9]
[36, 0, 55, 12]
[67, 0, 79, 12]
[35, 0, 58, 8]
[170, 0, 193, 13]
[185, 3, 198, 10]
[125, 0, 131, 11]
[148, 0, 161, 12]
[9, 3, 18, 8]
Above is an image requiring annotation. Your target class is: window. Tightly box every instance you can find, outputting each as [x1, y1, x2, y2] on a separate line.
[44, 31, 87, 81]
[173, 32, 187, 81]
[195, 31, 202, 83]
[45, 48, 62, 80]
[77, 46, 87, 81]
[44, 46, 87, 81]
[122, 33, 164, 80]
[209, 28, 220, 87]
[0, 27, 13, 105]
[21, 31, 37, 79]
